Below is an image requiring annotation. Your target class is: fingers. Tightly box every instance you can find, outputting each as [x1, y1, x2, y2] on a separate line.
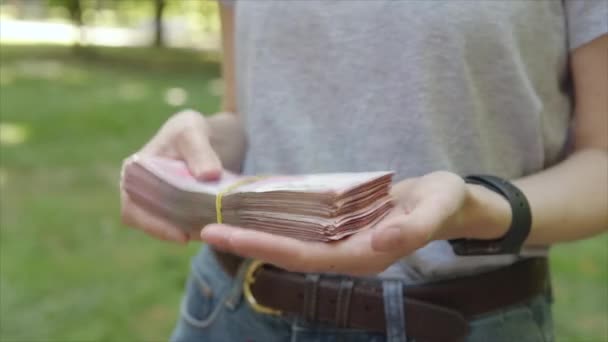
[121, 109, 223, 245]
[176, 124, 222, 181]
[121, 190, 189, 244]
[201, 224, 306, 267]
[171, 110, 222, 180]
[139, 109, 223, 181]
[201, 224, 390, 275]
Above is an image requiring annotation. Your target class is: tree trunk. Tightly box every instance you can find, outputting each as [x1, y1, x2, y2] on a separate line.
[67, 0, 84, 47]
[154, 0, 166, 48]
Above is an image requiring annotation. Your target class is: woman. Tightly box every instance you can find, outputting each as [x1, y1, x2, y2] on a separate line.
[121, 1, 607, 341]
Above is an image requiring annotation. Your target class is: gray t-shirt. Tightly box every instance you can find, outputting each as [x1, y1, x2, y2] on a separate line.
[226, 0, 607, 282]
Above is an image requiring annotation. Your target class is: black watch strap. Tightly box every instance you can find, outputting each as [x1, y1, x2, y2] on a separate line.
[449, 175, 532, 256]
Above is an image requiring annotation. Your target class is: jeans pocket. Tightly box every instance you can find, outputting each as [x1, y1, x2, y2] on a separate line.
[527, 295, 554, 342]
[468, 298, 550, 342]
[503, 305, 546, 342]
[180, 262, 229, 329]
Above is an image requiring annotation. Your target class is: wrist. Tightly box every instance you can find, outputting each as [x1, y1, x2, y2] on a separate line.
[445, 184, 512, 240]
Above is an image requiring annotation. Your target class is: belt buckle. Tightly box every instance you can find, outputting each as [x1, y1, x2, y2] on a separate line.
[242, 260, 282, 316]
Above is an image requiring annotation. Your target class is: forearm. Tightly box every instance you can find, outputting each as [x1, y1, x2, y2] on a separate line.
[206, 112, 247, 173]
[455, 149, 608, 245]
[208, 5, 245, 173]
[450, 36, 608, 246]
[516, 149, 608, 244]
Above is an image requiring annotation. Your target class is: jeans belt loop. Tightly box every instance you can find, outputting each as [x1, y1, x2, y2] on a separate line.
[335, 278, 354, 328]
[383, 279, 408, 342]
[302, 274, 321, 322]
[224, 258, 252, 310]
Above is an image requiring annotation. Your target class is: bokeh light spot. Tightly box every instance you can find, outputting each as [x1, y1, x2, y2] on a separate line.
[118, 82, 147, 101]
[0, 168, 6, 188]
[0, 68, 15, 86]
[164, 87, 188, 107]
[0, 122, 29, 146]
[15, 60, 63, 80]
[207, 78, 223, 97]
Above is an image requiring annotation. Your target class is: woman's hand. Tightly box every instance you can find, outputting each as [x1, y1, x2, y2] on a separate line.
[120, 110, 223, 244]
[201, 171, 511, 275]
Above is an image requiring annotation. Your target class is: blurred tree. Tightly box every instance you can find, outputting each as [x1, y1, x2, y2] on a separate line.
[40, 0, 220, 50]
[48, 0, 85, 47]
[153, 0, 166, 47]
[199, 0, 220, 34]
[11, 0, 47, 19]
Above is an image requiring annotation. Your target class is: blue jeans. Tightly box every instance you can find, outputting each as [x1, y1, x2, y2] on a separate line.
[171, 247, 554, 342]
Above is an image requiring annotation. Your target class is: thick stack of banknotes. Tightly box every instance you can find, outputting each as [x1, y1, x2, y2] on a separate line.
[121, 155, 394, 241]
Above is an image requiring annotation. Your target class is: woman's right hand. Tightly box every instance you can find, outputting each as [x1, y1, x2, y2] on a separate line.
[120, 109, 223, 244]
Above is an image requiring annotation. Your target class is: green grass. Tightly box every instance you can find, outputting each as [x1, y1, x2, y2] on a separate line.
[0, 44, 606, 342]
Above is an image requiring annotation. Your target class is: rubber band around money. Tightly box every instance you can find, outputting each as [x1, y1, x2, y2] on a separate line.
[215, 176, 266, 224]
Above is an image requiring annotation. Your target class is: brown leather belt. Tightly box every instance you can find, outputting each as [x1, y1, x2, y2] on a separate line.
[213, 249, 549, 342]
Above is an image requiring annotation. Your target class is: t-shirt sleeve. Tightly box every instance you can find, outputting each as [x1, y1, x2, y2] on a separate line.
[564, 0, 608, 50]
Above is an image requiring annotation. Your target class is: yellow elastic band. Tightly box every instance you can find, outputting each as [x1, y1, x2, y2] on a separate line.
[215, 176, 265, 224]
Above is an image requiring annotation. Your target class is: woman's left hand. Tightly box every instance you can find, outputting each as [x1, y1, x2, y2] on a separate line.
[201, 171, 507, 276]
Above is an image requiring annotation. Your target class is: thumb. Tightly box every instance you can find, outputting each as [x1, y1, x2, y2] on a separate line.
[177, 127, 223, 181]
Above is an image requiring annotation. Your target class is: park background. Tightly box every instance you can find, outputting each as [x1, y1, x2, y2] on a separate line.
[0, 0, 606, 341]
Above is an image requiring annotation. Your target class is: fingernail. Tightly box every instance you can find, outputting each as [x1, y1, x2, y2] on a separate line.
[198, 168, 221, 181]
[200, 224, 224, 242]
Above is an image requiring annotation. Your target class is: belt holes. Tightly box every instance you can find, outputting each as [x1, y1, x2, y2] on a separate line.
[364, 304, 372, 312]
[297, 292, 304, 300]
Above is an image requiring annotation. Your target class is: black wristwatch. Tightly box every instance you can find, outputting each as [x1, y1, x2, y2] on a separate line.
[449, 175, 532, 256]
